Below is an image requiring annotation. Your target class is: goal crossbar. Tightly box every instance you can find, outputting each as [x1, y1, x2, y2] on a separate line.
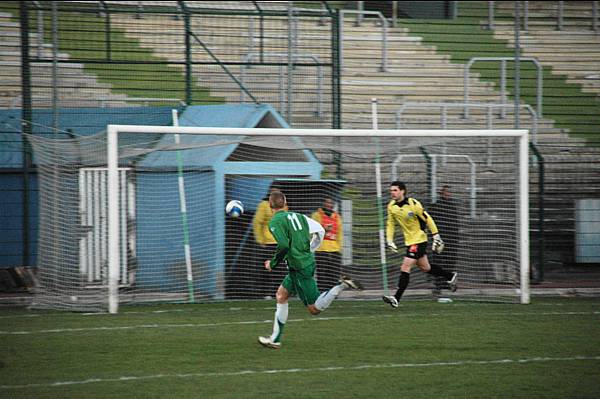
[106, 125, 530, 313]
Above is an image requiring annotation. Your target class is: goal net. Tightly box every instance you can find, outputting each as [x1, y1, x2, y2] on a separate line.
[28, 126, 529, 312]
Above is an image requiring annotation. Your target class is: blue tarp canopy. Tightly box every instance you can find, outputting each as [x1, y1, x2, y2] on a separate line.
[0, 106, 180, 168]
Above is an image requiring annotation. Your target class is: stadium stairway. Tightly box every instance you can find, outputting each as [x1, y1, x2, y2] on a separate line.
[0, 11, 129, 108]
[480, 2, 600, 269]
[492, 2, 600, 109]
[493, 1, 600, 87]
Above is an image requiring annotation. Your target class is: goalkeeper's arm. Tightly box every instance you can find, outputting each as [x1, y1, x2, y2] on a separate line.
[385, 204, 398, 253]
[415, 204, 444, 254]
[421, 210, 444, 254]
[386, 240, 398, 253]
[432, 233, 445, 254]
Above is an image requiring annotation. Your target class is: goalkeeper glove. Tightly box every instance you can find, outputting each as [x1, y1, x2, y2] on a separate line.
[386, 240, 398, 253]
[432, 234, 445, 254]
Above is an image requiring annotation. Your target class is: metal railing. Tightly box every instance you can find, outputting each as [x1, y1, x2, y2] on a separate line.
[391, 153, 477, 219]
[9, 96, 186, 108]
[487, 1, 599, 32]
[98, 97, 186, 107]
[395, 102, 539, 167]
[464, 57, 543, 119]
[339, 9, 388, 72]
[240, 52, 324, 117]
[396, 102, 538, 142]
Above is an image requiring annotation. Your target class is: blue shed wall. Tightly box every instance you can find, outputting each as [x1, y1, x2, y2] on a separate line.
[0, 174, 38, 267]
[135, 171, 218, 296]
[0, 106, 178, 269]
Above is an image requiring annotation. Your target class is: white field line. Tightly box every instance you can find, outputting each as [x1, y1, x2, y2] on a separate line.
[0, 300, 586, 320]
[1, 311, 599, 335]
[2, 355, 600, 390]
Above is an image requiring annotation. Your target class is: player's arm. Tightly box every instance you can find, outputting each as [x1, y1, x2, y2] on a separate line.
[410, 198, 438, 235]
[385, 202, 398, 253]
[269, 221, 290, 268]
[416, 200, 444, 253]
[422, 210, 439, 236]
[304, 215, 325, 253]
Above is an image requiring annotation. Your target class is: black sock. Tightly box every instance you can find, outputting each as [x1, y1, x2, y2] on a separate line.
[429, 263, 453, 281]
[394, 272, 410, 301]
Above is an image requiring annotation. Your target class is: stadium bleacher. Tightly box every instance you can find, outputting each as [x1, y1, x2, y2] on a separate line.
[0, 1, 599, 296]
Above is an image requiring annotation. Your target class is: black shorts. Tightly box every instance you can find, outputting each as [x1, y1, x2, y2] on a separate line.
[405, 242, 427, 259]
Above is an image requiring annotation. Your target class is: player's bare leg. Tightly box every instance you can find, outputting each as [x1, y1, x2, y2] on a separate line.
[312, 275, 362, 314]
[258, 285, 289, 349]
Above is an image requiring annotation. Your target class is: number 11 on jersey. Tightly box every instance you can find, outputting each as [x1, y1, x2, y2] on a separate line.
[287, 213, 303, 231]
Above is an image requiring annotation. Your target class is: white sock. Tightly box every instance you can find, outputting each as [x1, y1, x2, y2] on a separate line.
[269, 303, 288, 342]
[314, 284, 345, 311]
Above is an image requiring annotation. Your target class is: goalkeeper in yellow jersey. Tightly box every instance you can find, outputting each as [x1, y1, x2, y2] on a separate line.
[382, 181, 457, 308]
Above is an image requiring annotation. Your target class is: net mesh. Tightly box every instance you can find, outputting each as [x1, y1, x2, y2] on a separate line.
[28, 129, 524, 311]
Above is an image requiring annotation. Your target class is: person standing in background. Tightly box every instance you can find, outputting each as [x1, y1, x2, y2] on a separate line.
[428, 185, 460, 296]
[311, 197, 343, 291]
[253, 184, 284, 297]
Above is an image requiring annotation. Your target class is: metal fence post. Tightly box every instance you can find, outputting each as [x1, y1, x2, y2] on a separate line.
[381, 16, 388, 72]
[248, 16, 254, 55]
[279, 64, 285, 112]
[356, 1, 364, 26]
[488, 1, 494, 30]
[463, 59, 472, 118]
[593, 1, 598, 31]
[419, 147, 432, 203]
[500, 59, 507, 118]
[36, 4, 44, 59]
[487, 105, 493, 167]
[105, 5, 111, 60]
[287, 4, 294, 124]
[136, 1, 143, 19]
[338, 10, 344, 71]
[536, 60, 543, 118]
[183, 5, 192, 106]
[52, 1, 58, 131]
[557, 1, 564, 30]
[258, 5, 264, 62]
[529, 143, 545, 282]
[332, 9, 341, 129]
[20, 2, 32, 267]
[514, 2, 521, 129]
[441, 105, 447, 129]
[486, 105, 493, 129]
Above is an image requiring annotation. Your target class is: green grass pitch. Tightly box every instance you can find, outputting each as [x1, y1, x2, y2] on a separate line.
[1, 297, 599, 398]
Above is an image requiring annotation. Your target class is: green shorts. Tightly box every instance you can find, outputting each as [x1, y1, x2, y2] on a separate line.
[281, 265, 320, 306]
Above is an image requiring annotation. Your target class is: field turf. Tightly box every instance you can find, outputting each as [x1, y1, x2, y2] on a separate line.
[1, 297, 599, 398]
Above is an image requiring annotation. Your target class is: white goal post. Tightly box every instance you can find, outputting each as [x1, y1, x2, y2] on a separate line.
[106, 125, 530, 313]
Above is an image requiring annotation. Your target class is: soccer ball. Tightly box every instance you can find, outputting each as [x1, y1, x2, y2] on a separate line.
[225, 200, 244, 218]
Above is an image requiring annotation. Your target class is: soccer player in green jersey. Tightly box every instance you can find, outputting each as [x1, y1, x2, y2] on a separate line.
[258, 190, 362, 349]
